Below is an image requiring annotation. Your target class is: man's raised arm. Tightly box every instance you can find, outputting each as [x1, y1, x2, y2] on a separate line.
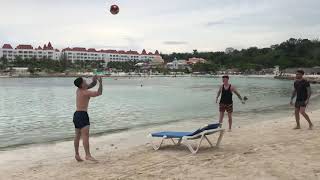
[83, 77, 103, 97]
[97, 77, 103, 96]
[87, 75, 98, 89]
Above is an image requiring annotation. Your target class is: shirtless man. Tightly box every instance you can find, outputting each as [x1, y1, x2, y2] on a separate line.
[73, 75, 103, 162]
[216, 75, 245, 131]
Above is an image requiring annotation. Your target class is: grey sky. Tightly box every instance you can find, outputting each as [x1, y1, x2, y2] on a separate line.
[0, 0, 319, 53]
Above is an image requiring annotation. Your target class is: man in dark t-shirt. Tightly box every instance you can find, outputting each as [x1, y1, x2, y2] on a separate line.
[290, 70, 313, 130]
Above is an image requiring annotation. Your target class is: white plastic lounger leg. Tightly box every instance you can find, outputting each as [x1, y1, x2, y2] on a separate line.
[194, 135, 205, 154]
[177, 138, 182, 145]
[204, 135, 213, 147]
[184, 141, 197, 154]
[170, 138, 182, 145]
[181, 129, 225, 154]
[216, 130, 225, 147]
[149, 135, 167, 150]
[183, 135, 205, 154]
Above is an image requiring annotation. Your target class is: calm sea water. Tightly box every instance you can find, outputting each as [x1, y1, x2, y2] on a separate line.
[0, 77, 319, 149]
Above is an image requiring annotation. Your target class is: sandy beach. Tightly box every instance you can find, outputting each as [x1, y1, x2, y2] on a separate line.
[0, 109, 319, 180]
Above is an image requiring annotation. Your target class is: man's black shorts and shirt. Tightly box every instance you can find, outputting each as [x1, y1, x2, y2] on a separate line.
[219, 84, 233, 113]
[294, 79, 310, 109]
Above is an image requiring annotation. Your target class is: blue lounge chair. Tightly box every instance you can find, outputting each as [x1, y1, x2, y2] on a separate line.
[148, 123, 225, 154]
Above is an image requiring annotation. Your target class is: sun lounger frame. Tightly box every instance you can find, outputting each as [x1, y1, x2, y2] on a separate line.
[148, 128, 225, 154]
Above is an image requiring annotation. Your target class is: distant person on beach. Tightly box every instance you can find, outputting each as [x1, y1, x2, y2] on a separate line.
[216, 75, 245, 131]
[290, 70, 313, 130]
[73, 75, 103, 162]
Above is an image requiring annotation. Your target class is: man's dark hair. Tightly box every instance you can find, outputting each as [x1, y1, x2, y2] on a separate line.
[296, 70, 305, 75]
[222, 75, 229, 79]
[74, 77, 83, 88]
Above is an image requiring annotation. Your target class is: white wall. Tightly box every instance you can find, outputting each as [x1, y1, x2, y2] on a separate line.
[0, 49, 16, 61]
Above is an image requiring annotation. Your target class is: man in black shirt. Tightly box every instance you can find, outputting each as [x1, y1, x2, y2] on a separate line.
[290, 70, 313, 130]
[216, 75, 245, 131]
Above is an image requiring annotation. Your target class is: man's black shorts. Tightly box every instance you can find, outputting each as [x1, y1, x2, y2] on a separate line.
[73, 111, 90, 129]
[295, 101, 306, 109]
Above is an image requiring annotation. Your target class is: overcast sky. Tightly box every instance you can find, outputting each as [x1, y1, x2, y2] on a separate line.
[0, 0, 319, 53]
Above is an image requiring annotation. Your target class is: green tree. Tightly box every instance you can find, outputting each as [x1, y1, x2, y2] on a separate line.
[28, 66, 35, 74]
[193, 49, 198, 56]
[161, 38, 320, 73]
[0, 57, 8, 69]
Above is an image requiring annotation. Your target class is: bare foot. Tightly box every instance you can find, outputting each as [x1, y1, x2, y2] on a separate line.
[85, 156, 98, 162]
[75, 155, 83, 162]
[293, 126, 301, 130]
[228, 129, 232, 132]
[309, 124, 314, 130]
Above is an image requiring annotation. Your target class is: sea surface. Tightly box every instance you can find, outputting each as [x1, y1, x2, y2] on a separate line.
[1, 76, 319, 149]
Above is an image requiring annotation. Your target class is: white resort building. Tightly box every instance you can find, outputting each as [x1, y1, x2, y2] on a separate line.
[61, 48, 161, 63]
[0, 42, 163, 64]
[166, 57, 208, 70]
[167, 58, 188, 70]
[0, 42, 60, 61]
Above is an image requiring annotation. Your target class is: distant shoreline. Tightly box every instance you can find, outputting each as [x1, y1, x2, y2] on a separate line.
[0, 74, 277, 79]
[274, 74, 320, 84]
[2, 73, 319, 81]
